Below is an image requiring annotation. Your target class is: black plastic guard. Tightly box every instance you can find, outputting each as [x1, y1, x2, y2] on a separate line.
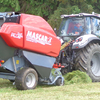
[22, 50, 56, 79]
[0, 36, 16, 61]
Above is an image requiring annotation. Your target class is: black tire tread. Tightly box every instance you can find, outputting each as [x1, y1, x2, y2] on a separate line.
[75, 43, 100, 82]
[56, 78, 64, 86]
[15, 67, 38, 90]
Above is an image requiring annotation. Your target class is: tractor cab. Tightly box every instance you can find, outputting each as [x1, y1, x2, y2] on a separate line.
[58, 13, 100, 41]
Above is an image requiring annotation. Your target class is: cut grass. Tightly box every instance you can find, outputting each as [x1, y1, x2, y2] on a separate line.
[0, 70, 98, 100]
[0, 78, 100, 100]
[64, 70, 92, 85]
[0, 80, 100, 100]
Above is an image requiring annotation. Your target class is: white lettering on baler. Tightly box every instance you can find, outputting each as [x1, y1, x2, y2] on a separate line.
[11, 32, 23, 39]
[26, 31, 52, 45]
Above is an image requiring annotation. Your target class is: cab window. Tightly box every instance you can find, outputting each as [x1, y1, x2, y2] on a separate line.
[92, 17, 100, 37]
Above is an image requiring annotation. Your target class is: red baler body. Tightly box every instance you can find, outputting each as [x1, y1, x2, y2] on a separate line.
[0, 14, 61, 57]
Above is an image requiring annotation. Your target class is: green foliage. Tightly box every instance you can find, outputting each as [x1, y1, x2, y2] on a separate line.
[0, 0, 20, 12]
[48, 4, 81, 29]
[48, 7, 66, 29]
[64, 70, 92, 85]
[18, 0, 59, 20]
[71, 6, 80, 14]
[0, 0, 99, 29]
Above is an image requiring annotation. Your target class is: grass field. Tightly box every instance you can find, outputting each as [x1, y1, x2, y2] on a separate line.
[0, 79, 100, 100]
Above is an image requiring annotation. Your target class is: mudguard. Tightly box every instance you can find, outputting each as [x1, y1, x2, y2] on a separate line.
[22, 50, 56, 78]
[72, 34, 100, 49]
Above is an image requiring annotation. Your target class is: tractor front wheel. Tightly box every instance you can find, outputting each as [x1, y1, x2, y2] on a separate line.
[15, 67, 38, 90]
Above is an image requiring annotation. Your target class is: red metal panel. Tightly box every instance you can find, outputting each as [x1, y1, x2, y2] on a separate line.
[20, 14, 61, 57]
[0, 23, 23, 48]
[0, 14, 61, 57]
[20, 14, 56, 36]
[23, 27, 61, 57]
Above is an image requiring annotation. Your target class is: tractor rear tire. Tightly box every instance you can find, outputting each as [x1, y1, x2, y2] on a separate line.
[75, 43, 100, 82]
[15, 67, 38, 90]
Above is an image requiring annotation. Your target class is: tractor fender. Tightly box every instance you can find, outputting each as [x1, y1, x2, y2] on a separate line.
[72, 34, 100, 49]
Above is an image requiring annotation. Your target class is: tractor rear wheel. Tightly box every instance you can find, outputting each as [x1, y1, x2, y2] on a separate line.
[75, 43, 100, 82]
[15, 67, 38, 90]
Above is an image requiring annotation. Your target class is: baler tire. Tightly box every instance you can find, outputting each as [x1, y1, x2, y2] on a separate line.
[9, 80, 14, 82]
[56, 77, 64, 86]
[75, 43, 100, 82]
[15, 67, 38, 90]
[61, 68, 68, 75]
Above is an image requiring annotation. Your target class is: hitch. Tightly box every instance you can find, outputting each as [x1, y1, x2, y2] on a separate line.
[53, 63, 65, 68]
[0, 60, 4, 66]
[49, 68, 64, 86]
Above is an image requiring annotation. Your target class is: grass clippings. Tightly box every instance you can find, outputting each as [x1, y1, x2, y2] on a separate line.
[63, 70, 92, 85]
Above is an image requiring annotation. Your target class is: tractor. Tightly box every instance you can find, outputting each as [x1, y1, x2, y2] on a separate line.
[56, 12, 100, 82]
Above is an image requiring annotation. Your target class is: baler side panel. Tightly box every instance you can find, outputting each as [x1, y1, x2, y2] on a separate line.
[0, 14, 61, 57]
[20, 14, 56, 36]
[0, 23, 23, 48]
[23, 50, 56, 78]
[23, 27, 61, 57]
[20, 14, 61, 57]
[0, 36, 17, 61]
[2, 56, 25, 73]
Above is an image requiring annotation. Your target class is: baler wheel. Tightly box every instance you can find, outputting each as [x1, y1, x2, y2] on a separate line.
[9, 80, 14, 82]
[56, 77, 64, 86]
[15, 67, 38, 90]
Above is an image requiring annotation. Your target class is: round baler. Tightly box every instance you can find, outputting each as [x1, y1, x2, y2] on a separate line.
[0, 12, 64, 90]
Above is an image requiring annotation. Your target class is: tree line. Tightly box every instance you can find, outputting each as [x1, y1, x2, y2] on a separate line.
[0, 0, 100, 29]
